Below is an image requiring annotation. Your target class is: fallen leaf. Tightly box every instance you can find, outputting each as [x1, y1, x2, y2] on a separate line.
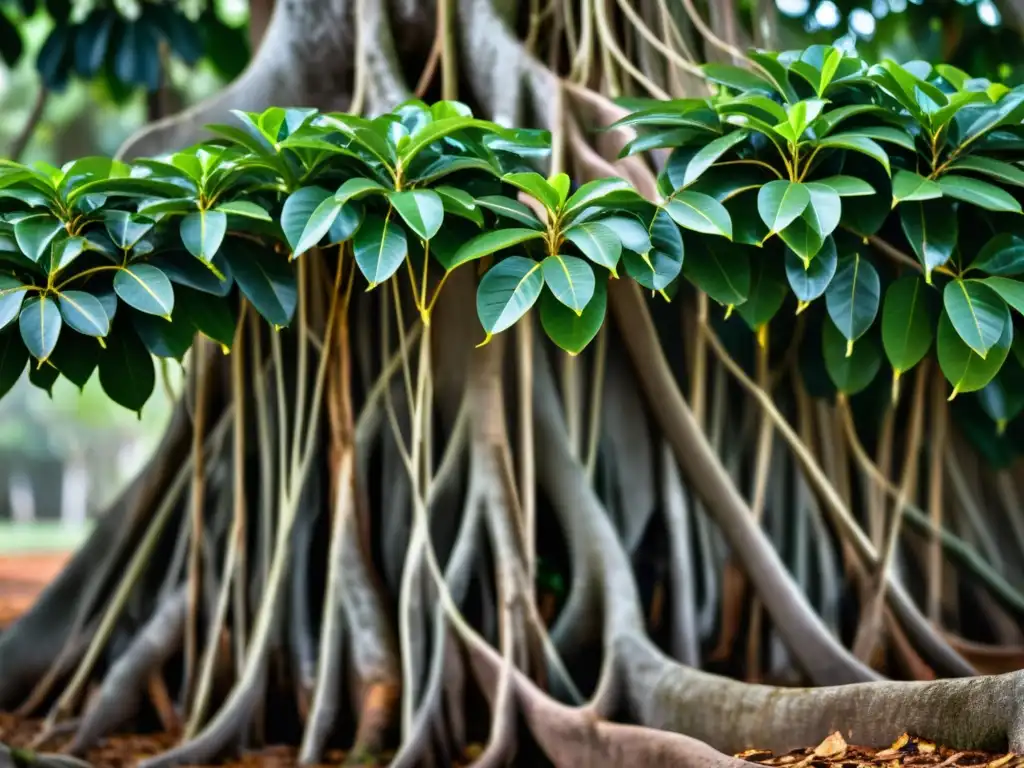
[816, 733, 849, 759]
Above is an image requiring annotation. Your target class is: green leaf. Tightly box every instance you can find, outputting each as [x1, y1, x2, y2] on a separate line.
[475, 195, 544, 229]
[936, 175, 1022, 213]
[971, 234, 1024, 276]
[825, 253, 880, 346]
[548, 173, 571, 205]
[57, 290, 109, 337]
[19, 295, 61, 361]
[0, 329, 27, 399]
[282, 186, 332, 252]
[757, 180, 811, 234]
[104, 210, 155, 250]
[735, 255, 787, 331]
[665, 192, 732, 239]
[948, 155, 1024, 188]
[28, 359, 58, 395]
[48, 333, 99, 390]
[937, 308, 1012, 396]
[180, 209, 227, 262]
[353, 213, 409, 287]
[683, 237, 750, 307]
[54, 236, 86, 272]
[541, 255, 595, 313]
[563, 178, 638, 219]
[597, 215, 651, 254]
[804, 182, 842, 236]
[389, 189, 444, 241]
[326, 203, 364, 245]
[900, 200, 957, 280]
[399, 116, 496, 164]
[892, 170, 942, 204]
[960, 92, 1024, 148]
[847, 125, 915, 151]
[942, 279, 1008, 358]
[823, 318, 881, 395]
[334, 177, 389, 207]
[679, 130, 750, 188]
[563, 221, 622, 274]
[704, 62, 778, 95]
[540, 274, 607, 355]
[99, 320, 155, 414]
[150, 251, 232, 298]
[815, 175, 875, 197]
[436, 186, 483, 226]
[475, 256, 544, 338]
[785, 236, 837, 303]
[621, 209, 684, 291]
[114, 264, 174, 318]
[881, 275, 933, 375]
[0, 276, 28, 331]
[981, 276, 1024, 317]
[134, 307, 194, 360]
[15, 214, 63, 263]
[441, 228, 546, 272]
[779, 209, 824, 265]
[220, 242, 296, 327]
[215, 200, 272, 220]
[815, 134, 890, 175]
[502, 172, 560, 213]
[177, 287, 236, 350]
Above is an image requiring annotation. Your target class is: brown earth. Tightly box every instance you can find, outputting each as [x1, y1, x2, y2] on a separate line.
[1, 555, 1020, 767]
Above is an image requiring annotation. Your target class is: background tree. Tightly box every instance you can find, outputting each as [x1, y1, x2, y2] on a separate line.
[3, 1, 1024, 767]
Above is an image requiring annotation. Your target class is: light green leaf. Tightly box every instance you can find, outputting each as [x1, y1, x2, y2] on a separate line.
[57, 290, 110, 337]
[19, 296, 61, 361]
[548, 173, 571, 205]
[180, 209, 227, 262]
[502, 172, 560, 213]
[779, 210, 824, 264]
[785, 236, 837, 303]
[441, 228, 546, 272]
[563, 221, 622, 274]
[665, 192, 733, 239]
[948, 155, 1024, 188]
[815, 134, 891, 175]
[215, 200, 272, 220]
[541, 255, 595, 313]
[282, 186, 333, 251]
[475, 256, 544, 338]
[825, 253, 880, 347]
[881, 275, 933, 375]
[971, 234, 1024, 276]
[563, 178, 639, 219]
[114, 264, 175, 317]
[475, 195, 544, 228]
[15, 214, 64, 263]
[937, 174, 1022, 213]
[823, 318, 881, 395]
[353, 214, 409, 287]
[981, 276, 1024, 317]
[540, 274, 607, 355]
[815, 175, 875, 197]
[892, 170, 942, 204]
[389, 189, 444, 241]
[0, 276, 28, 331]
[399, 116, 495, 164]
[757, 180, 811, 234]
[294, 195, 343, 256]
[597, 215, 651, 254]
[804, 182, 842, 236]
[937, 308, 1012, 396]
[436, 186, 483, 226]
[847, 125, 915, 151]
[942, 279, 1008, 358]
[334, 177, 389, 207]
[899, 200, 957, 280]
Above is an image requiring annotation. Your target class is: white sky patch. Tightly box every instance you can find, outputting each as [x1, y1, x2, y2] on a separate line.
[815, 1, 841, 29]
[849, 7, 876, 36]
[977, 0, 1001, 27]
[777, 0, 811, 18]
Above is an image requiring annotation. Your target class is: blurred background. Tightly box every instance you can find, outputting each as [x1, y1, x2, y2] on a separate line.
[0, 0, 1020, 554]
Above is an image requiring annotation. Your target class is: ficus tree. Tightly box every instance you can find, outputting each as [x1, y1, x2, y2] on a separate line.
[3, 2, 1024, 767]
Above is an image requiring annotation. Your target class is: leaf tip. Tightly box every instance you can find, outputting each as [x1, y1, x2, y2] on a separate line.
[475, 332, 493, 349]
[795, 300, 810, 315]
[845, 339, 854, 358]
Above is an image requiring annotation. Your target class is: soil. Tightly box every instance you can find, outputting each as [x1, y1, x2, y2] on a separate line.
[1, 554, 1020, 768]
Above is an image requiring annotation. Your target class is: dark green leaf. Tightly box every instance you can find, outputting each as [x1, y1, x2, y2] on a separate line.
[971, 233, 1024, 276]
[105, 210, 155, 250]
[540, 274, 607, 355]
[435, 186, 483, 226]
[735, 254, 787, 331]
[295, 196, 344, 257]
[881, 275, 933, 375]
[815, 134, 890, 175]
[678, 130, 751, 188]
[937, 307, 1012, 396]
[937, 175, 1022, 213]
[49, 332, 98, 389]
[334, 177, 389, 206]
[180, 209, 227, 262]
[982, 276, 1024, 317]
[948, 155, 1024, 188]
[597, 214, 651, 254]
[14, 214, 63, 263]
[475, 195, 544, 229]
[114, 264, 174, 318]
[943, 279, 1008, 358]
[825, 253, 880, 346]
[892, 170, 942, 204]
[177, 286, 236, 350]
[282, 186, 333, 252]
[562, 221, 622, 274]
[150, 251, 232, 297]
[622, 209, 684, 291]
[0, 329, 27, 399]
[899, 199, 957, 280]
[665, 192, 732, 239]
[57, 290, 109, 337]
[563, 178, 638, 219]
[220, 242, 296, 327]
[215, 200, 272, 220]
[815, 175, 875, 197]
[785, 236, 837, 303]
[134, 306, 193, 360]
[683, 237, 750, 307]
[441, 228, 545, 272]
[99, 319, 155, 413]
[757, 180, 810, 233]
[822, 318, 881, 395]
[0, 276, 28, 331]
[541, 255, 594, 313]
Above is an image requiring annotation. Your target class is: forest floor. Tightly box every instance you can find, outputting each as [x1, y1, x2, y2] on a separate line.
[2, 553, 1022, 767]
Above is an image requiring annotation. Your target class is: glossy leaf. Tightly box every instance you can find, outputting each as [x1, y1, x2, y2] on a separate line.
[900, 200, 957, 280]
[502, 172, 560, 213]
[815, 134, 890, 175]
[14, 214, 63, 263]
[937, 308, 1012, 396]
[19, 295, 61, 361]
[665, 192, 733, 239]
[881, 275, 933, 375]
[982, 276, 1024, 318]
[823, 318, 881, 395]
[540, 275, 607, 355]
[971, 234, 1024, 276]
[757, 180, 811, 233]
[57, 290, 109, 337]
[541, 255, 595, 313]
[621, 210, 684, 291]
[0, 276, 28, 331]
[389, 189, 444, 241]
[937, 175, 1022, 213]
[441, 228, 545, 272]
[948, 155, 1024, 188]
[815, 175, 875, 197]
[942, 279, 1008, 358]
[892, 170, 942, 204]
[114, 264, 174, 318]
[475, 256, 544, 338]
[825, 253, 880, 346]
[353, 214, 409, 287]
[180, 209, 228, 262]
[220, 242, 296, 327]
[475, 196, 544, 229]
[99, 320, 155, 414]
[736, 255, 788, 331]
[104, 211, 155, 250]
[563, 178, 637, 219]
[216, 200, 272, 220]
[334, 177, 389, 206]
[598, 215, 651, 254]
[785, 236, 838, 302]
[563, 221, 622, 274]
[683, 237, 750, 307]
[679, 130, 750, 188]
